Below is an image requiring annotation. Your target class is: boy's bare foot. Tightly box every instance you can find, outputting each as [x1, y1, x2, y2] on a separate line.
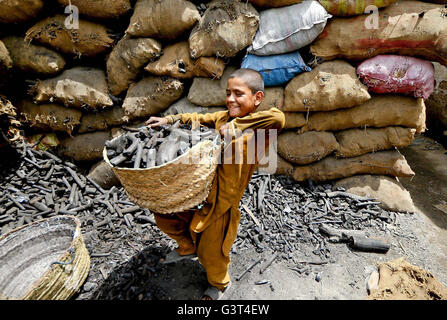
[201, 282, 231, 300]
[160, 250, 198, 264]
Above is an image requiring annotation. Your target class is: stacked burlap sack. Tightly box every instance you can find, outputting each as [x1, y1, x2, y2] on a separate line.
[0, 0, 444, 199]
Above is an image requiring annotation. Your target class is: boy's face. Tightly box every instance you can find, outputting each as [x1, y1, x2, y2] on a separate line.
[226, 77, 263, 118]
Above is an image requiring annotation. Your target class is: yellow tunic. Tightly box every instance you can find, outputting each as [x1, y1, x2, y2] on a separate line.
[154, 108, 285, 290]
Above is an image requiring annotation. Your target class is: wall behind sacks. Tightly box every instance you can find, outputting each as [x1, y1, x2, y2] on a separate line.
[0, 0, 440, 186]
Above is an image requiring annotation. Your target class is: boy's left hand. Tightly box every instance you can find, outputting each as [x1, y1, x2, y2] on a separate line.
[219, 123, 229, 137]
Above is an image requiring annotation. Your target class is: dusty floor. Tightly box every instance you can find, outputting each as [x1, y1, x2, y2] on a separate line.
[75, 135, 447, 300]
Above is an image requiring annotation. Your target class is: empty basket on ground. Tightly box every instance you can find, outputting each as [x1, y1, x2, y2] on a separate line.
[0, 216, 90, 300]
[104, 137, 221, 214]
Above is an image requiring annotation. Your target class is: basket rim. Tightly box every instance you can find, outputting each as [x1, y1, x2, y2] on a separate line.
[103, 132, 221, 172]
[0, 215, 84, 300]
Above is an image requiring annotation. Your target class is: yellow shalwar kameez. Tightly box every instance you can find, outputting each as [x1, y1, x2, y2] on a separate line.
[154, 108, 285, 290]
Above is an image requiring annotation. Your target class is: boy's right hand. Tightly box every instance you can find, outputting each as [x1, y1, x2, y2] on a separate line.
[145, 116, 168, 128]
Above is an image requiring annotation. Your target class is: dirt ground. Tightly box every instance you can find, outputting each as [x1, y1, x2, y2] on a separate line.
[75, 134, 447, 301]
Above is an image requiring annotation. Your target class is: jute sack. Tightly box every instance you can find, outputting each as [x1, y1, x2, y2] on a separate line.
[189, 0, 259, 58]
[107, 37, 162, 96]
[248, 0, 303, 7]
[334, 175, 416, 212]
[122, 76, 184, 120]
[57, 0, 131, 19]
[318, 0, 397, 16]
[278, 131, 338, 165]
[300, 95, 426, 134]
[420, 0, 447, 3]
[17, 100, 82, 135]
[2, 36, 65, 75]
[284, 60, 371, 112]
[145, 41, 225, 79]
[161, 97, 226, 117]
[78, 107, 128, 134]
[257, 153, 294, 176]
[0, 0, 43, 24]
[292, 150, 415, 182]
[126, 0, 200, 39]
[187, 66, 236, 107]
[0, 96, 21, 146]
[248, 1, 331, 56]
[25, 15, 114, 57]
[0, 40, 12, 73]
[284, 112, 306, 129]
[30, 66, 113, 109]
[88, 160, 120, 190]
[58, 131, 111, 161]
[335, 127, 416, 158]
[426, 62, 447, 128]
[310, 1, 447, 66]
[257, 87, 284, 111]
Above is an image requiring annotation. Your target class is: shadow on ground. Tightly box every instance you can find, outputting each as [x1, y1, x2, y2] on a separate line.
[399, 135, 447, 230]
[86, 246, 208, 300]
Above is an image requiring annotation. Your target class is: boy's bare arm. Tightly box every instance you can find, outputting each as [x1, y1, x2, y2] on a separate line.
[164, 111, 227, 127]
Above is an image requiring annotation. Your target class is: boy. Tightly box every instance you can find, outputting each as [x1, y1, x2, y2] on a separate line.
[145, 68, 285, 300]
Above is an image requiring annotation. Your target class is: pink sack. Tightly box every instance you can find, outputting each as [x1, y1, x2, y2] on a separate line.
[356, 55, 435, 99]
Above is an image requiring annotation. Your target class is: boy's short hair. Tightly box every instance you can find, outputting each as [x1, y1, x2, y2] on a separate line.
[228, 68, 264, 94]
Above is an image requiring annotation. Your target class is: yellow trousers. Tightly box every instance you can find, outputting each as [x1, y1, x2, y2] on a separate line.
[154, 207, 241, 291]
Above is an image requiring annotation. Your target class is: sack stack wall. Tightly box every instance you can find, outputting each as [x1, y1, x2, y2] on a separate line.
[0, 0, 444, 187]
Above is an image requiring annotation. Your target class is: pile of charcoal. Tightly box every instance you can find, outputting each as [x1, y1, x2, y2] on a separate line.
[105, 121, 218, 169]
[235, 174, 397, 263]
[0, 142, 163, 236]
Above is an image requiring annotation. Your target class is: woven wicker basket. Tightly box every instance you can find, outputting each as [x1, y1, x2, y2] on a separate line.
[104, 136, 221, 214]
[0, 216, 90, 300]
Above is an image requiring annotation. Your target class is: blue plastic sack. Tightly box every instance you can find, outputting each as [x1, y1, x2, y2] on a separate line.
[241, 51, 311, 87]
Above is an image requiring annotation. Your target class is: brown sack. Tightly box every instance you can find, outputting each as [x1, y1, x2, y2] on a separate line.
[88, 160, 120, 190]
[335, 127, 416, 158]
[122, 76, 184, 120]
[17, 100, 81, 135]
[334, 175, 416, 213]
[187, 66, 237, 107]
[258, 87, 284, 111]
[248, 0, 303, 7]
[30, 66, 113, 110]
[257, 153, 294, 176]
[161, 97, 226, 116]
[25, 15, 114, 57]
[426, 62, 447, 128]
[318, 0, 397, 16]
[284, 60, 371, 112]
[300, 95, 426, 134]
[292, 150, 415, 182]
[0, 40, 12, 73]
[0, 0, 43, 24]
[310, 1, 447, 66]
[57, 0, 131, 19]
[0, 96, 21, 147]
[107, 37, 162, 96]
[278, 131, 338, 165]
[189, 0, 259, 58]
[58, 131, 111, 161]
[78, 107, 128, 133]
[126, 0, 200, 39]
[145, 41, 225, 79]
[2, 36, 65, 75]
[284, 112, 306, 129]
